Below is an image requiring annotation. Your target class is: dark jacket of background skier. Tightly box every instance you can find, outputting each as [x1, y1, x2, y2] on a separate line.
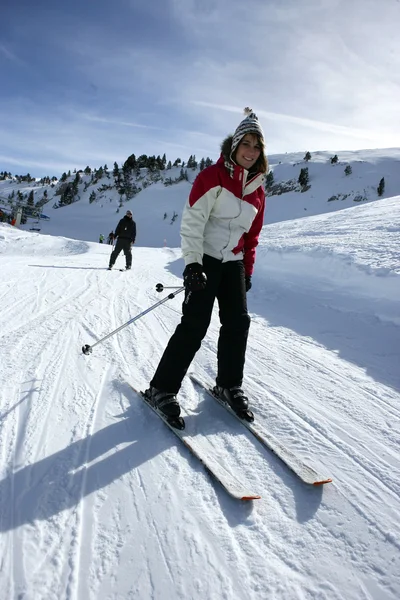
[108, 212, 136, 270]
[115, 215, 136, 243]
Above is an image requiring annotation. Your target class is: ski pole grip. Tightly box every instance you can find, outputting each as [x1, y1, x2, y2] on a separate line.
[156, 283, 184, 292]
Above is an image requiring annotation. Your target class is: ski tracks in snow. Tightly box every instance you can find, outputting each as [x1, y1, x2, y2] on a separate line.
[0, 256, 122, 598]
[1, 244, 400, 599]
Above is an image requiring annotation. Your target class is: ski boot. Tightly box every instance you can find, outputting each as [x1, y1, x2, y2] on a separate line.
[213, 385, 254, 422]
[144, 387, 185, 430]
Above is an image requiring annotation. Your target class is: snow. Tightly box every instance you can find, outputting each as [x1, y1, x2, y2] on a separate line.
[1, 163, 400, 599]
[1, 147, 400, 246]
[265, 148, 400, 225]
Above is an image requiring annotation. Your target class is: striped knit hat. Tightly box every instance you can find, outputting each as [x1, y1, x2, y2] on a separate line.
[231, 107, 265, 155]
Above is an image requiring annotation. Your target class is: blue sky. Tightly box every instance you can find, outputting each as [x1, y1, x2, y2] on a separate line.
[1, 0, 400, 177]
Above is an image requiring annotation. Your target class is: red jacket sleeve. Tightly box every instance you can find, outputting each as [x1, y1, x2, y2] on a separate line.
[243, 189, 265, 276]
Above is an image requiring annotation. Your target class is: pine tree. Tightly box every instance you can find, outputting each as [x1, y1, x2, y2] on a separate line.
[377, 177, 385, 196]
[124, 154, 137, 170]
[265, 171, 274, 187]
[330, 154, 338, 164]
[122, 167, 134, 199]
[344, 165, 352, 176]
[179, 168, 189, 181]
[59, 184, 74, 206]
[72, 173, 80, 196]
[187, 155, 198, 168]
[27, 190, 35, 207]
[298, 167, 309, 187]
[137, 155, 149, 168]
[304, 151, 311, 161]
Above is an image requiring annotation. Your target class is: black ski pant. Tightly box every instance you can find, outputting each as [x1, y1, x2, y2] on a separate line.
[109, 238, 132, 268]
[151, 254, 250, 394]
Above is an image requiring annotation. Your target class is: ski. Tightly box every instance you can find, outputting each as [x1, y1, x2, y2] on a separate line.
[128, 383, 261, 501]
[189, 374, 332, 486]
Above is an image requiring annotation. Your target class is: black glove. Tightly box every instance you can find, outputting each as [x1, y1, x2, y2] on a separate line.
[183, 263, 207, 292]
[245, 275, 252, 292]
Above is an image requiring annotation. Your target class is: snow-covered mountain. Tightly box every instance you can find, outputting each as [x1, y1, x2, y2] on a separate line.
[0, 149, 400, 599]
[1, 147, 399, 246]
[266, 148, 400, 224]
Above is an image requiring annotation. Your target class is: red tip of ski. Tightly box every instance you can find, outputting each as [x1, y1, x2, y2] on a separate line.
[313, 478, 333, 486]
[241, 494, 262, 501]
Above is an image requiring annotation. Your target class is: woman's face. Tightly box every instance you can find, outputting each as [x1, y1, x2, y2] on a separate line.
[235, 134, 261, 170]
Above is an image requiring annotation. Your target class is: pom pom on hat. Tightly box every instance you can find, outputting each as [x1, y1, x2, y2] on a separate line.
[231, 107, 265, 155]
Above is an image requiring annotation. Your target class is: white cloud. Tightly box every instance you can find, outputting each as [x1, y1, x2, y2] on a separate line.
[82, 115, 161, 131]
[1, 0, 399, 173]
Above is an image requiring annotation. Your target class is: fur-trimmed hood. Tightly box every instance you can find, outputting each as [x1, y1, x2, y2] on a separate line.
[221, 134, 234, 162]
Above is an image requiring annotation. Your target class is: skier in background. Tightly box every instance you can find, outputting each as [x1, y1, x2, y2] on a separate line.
[108, 210, 136, 270]
[144, 108, 268, 422]
[107, 231, 115, 245]
[99, 233, 104, 243]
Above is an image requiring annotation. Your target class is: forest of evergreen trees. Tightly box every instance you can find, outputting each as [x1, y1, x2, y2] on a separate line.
[1, 151, 214, 186]
[1, 150, 391, 216]
[1, 151, 216, 211]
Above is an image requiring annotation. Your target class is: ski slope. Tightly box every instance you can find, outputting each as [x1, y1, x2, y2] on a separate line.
[0, 197, 399, 599]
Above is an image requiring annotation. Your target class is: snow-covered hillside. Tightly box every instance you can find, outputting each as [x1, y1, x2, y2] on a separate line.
[266, 148, 400, 224]
[1, 148, 399, 246]
[0, 193, 399, 599]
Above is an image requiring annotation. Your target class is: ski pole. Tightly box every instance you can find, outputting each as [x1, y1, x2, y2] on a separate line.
[82, 283, 184, 355]
[155, 283, 182, 292]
